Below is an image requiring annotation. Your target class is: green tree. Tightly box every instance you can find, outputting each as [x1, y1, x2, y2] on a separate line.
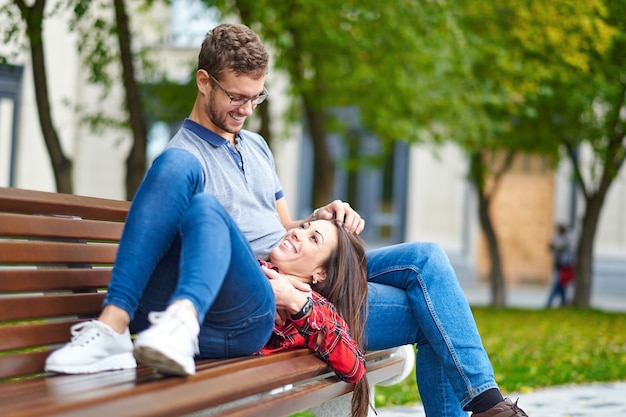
[438, 0, 617, 307]
[69, 0, 149, 200]
[490, 0, 622, 308]
[207, 0, 457, 207]
[2, 0, 73, 193]
[2, 0, 151, 199]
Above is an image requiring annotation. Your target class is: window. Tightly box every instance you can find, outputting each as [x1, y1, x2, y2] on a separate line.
[0, 65, 23, 187]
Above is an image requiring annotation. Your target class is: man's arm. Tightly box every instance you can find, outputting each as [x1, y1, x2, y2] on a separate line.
[275, 197, 365, 234]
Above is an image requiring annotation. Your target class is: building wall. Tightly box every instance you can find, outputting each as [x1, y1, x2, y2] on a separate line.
[474, 154, 555, 285]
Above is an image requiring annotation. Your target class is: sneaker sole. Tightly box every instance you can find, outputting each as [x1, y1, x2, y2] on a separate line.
[45, 352, 137, 374]
[133, 345, 195, 376]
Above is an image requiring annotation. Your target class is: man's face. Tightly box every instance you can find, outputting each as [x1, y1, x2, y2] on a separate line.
[203, 70, 266, 139]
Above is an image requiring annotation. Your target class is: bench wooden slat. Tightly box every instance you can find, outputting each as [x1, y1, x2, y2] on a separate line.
[0, 350, 402, 417]
[0, 293, 105, 321]
[0, 213, 124, 241]
[0, 321, 79, 352]
[0, 187, 129, 221]
[0, 241, 118, 264]
[0, 269, 111, 293]
[0, 352, 313, 416]
[0, 350, 50, 381]
[221, 354, 406, 417]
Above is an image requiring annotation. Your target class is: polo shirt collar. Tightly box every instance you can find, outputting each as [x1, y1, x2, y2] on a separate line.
[183, 118, 242, 146]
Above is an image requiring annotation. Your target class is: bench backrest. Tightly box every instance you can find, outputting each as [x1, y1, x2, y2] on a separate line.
[0, 187, 130, 380]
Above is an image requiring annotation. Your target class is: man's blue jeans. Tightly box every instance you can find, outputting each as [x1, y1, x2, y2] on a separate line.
[103, 150, 275, 359]
[365, 243, 498, 415]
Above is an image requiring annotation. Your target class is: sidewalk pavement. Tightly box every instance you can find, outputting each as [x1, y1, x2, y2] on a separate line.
[376, 381, 626, 417]
[375, 278, 626, 417]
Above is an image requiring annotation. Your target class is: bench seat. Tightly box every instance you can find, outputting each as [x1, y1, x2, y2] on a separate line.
[0, 186, 411, 417]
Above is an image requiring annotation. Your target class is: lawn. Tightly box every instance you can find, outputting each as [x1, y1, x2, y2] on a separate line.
[374, 307, 626, 408]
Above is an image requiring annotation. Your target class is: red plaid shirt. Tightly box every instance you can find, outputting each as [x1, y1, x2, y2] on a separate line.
[258, 260, 365, 383]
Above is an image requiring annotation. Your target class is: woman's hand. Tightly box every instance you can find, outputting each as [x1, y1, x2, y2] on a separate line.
[313, 200, 365, 235]
[262, 266, 312, 325]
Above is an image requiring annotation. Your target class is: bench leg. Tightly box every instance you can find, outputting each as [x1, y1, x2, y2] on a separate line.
[308, 390, 377, 417]
[309, 345, 415, 417]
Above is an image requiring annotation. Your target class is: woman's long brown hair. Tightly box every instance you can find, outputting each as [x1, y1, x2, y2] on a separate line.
[313, 220, 371, 417]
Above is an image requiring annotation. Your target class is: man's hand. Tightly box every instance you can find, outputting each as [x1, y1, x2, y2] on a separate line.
[314, 200, 365, 234]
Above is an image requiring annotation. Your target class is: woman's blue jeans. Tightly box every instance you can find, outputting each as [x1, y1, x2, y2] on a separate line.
[103, 149, 275, 359]
[365, 243, 498, 416]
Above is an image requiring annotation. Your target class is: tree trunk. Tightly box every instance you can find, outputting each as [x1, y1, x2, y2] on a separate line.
[470, 152, 506, 308]
[478, 191, 506, 308]
[303, 97, 334, 208]
[257, 99, 272, 148]
[17, 0, 72, 193]
[567, 92, 625, 307]
[572, 164, 616, 307]
[114, 0, 147, 200]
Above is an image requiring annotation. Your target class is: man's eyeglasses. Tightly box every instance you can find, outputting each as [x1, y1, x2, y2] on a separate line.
[209, 74, 268, 107]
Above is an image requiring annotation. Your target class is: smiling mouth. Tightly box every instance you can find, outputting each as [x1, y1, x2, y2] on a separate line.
[230, 112, 245, 122]
[282, 240, 296, 253]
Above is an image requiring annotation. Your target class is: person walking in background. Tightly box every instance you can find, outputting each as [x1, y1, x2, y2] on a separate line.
[546, 223, 576, 307]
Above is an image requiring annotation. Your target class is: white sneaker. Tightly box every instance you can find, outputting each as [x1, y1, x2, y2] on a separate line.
[133, 301, 200, 376]
[45, 320, 136, 374]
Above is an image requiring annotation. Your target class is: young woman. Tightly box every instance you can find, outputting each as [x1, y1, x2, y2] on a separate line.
[258, 219, 370, 417]
[46, 193, 371, 417]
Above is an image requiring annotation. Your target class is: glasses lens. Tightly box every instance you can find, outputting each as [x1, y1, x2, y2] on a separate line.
[230, 97, 247, 106]
[253, 94, 268, 105]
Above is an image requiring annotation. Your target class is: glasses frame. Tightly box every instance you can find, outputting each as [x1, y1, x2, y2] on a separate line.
[209, 74, 268, 107]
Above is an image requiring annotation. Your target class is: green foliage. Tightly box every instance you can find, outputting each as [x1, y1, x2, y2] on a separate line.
[374, 307, 626, 408]
[207, 0, 464, 147]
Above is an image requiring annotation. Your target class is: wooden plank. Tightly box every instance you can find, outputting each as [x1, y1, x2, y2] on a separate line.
[0, 353, 333, 417]
[0, 321, 81, 351]
[0, 293, 105, 321]
[0, 213, 124, 241]
[220, 354, 406, 417]
[0, 187, 130, 221]
[0, 269, 111, 293]
[0, 350, 49, 381]
[0, 351, 402, 417]
[0, 241, 118, 264]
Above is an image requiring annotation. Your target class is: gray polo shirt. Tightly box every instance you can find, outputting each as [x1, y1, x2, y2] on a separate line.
[165, 119, 286, 258]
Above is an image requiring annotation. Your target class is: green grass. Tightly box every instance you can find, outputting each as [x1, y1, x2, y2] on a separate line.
[374, 307, 626, 408]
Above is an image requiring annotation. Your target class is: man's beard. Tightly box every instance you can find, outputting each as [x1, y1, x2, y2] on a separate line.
[207, 95, 240, 135]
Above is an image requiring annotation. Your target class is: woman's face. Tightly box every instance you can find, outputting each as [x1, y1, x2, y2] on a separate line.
[269, 220, 338, 282]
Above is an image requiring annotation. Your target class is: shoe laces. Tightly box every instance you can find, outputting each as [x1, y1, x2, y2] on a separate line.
[509, 399, 529, 417]
[69, 321, 111, 347]
[147, 307, 199, 353]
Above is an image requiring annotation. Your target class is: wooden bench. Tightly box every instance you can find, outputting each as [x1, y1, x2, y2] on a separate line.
[0, 186, 412, 417]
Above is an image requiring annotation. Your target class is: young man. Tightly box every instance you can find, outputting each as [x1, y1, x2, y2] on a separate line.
[46, 23, 528, 417]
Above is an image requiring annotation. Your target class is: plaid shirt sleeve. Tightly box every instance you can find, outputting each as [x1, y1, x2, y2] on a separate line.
[297, 292, 366, 383]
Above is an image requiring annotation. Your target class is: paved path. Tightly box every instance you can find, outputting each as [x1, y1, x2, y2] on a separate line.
[376, 381, 626, 417]
[374, 270, 626, 417]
